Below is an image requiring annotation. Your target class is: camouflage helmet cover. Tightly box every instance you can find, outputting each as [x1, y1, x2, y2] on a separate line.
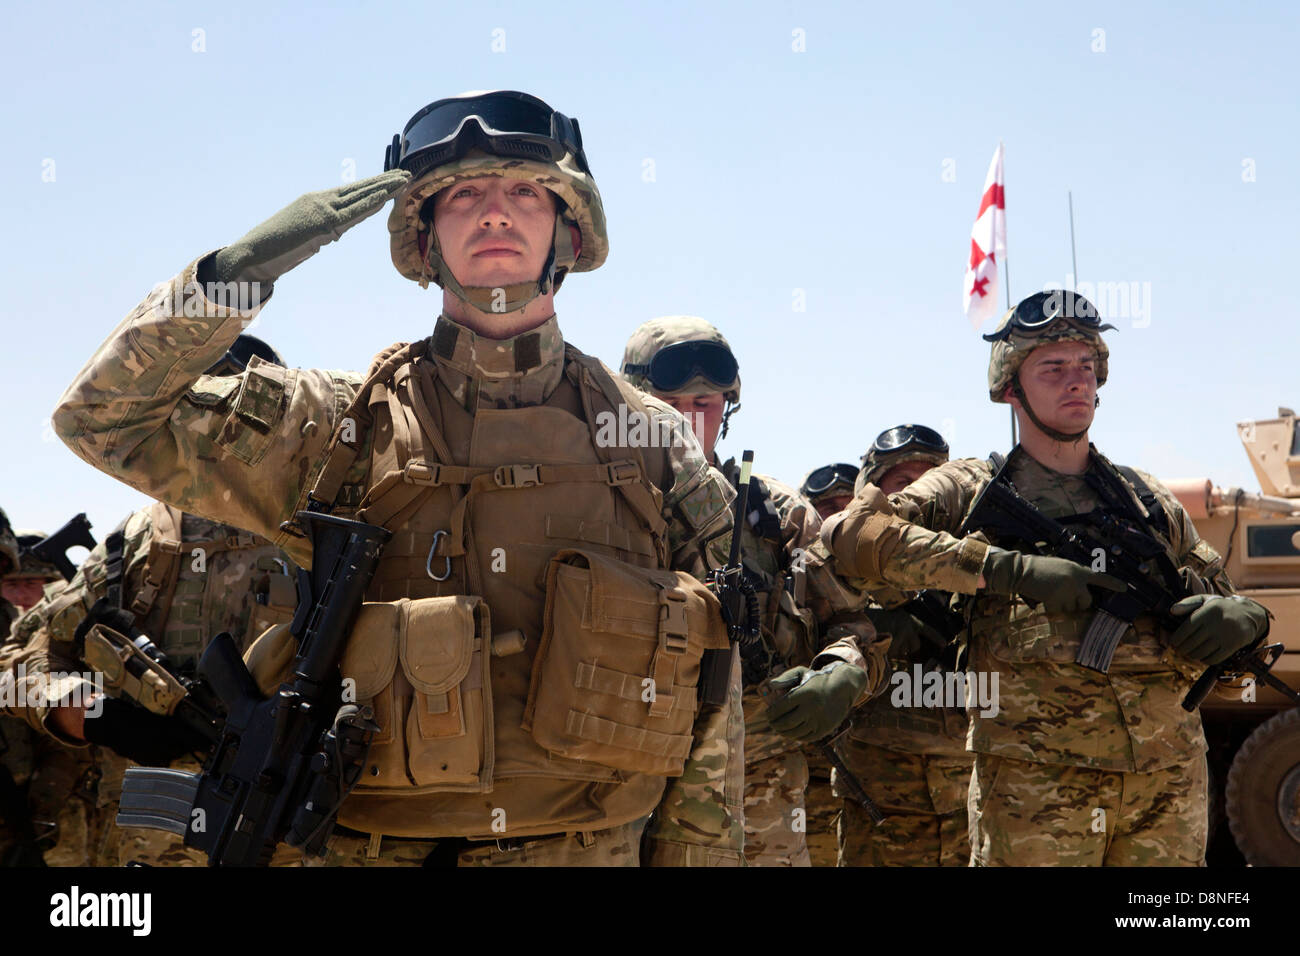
[988, 290, 1111, 403]
[388, 119, 607, 289]
[620, 316, 741, 403]
[860, 447, 950, 489]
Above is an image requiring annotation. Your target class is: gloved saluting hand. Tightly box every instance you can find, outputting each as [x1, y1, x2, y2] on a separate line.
[765, 662, 868, 742]
[982, 548, 1126, 615]
[201, 170, 413, 289]
[1167, 594, 1268, 665]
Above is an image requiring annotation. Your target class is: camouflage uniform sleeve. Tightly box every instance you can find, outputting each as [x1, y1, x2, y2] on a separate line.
[641, 395, 736, 574]
[822, 458, 991, 596]
[0, 510, 152, 742]
[763, 478, 886, 700]
[641, 403, 745, 866]
[51, 254, 361, 568]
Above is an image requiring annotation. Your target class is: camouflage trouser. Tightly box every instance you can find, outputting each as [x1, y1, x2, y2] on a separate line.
[296, 816, 649, 867]
[28, 741, 120, 867]
[834, 744, 973, 867]
[743, 750, 810, 867]
[968, 752, 1207, 866]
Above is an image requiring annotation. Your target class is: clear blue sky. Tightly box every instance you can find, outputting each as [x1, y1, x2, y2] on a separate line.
[2, 0, 1296, 545]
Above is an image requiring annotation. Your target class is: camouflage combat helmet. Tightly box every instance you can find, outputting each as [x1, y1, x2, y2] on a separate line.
[385, 90, 608, 314]
[621, 316, 742, 438]
[986, 290, 1114, 442]
[0, 508, 18, 578]
[860, 424, 950, 488]
[10, 532, 61, 581]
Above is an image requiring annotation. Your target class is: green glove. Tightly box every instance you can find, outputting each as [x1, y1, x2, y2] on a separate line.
[1168, 594, 1267, 665]
[864, 606, 945, 661]
[982, 548, 1126, 615]
[205, 170, 413, 287]
[766, 662, 868, 742]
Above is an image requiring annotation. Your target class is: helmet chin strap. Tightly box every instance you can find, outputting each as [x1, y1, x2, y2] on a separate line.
[1011, 379, 1091, 444]
[420, 215, 575, 315]
[719, 400, 740, 440]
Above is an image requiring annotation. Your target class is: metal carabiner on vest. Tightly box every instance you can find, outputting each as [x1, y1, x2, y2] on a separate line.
[426, 530, 452, 581]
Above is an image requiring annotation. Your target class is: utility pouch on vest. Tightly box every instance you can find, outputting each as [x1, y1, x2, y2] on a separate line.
[340, 596, 494, 793]
[524, 548, 729, 777]
[82, 623, 188, 717]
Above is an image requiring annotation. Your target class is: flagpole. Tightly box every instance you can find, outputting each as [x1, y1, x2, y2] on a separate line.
[1068, 190, 1078, 289]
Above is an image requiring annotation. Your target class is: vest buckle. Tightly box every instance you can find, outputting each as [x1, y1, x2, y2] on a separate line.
[657, 588, 690, 653]
[403, 460, 442, 487]
[494, 464, 542, 489]
[604, 461, 640, 486]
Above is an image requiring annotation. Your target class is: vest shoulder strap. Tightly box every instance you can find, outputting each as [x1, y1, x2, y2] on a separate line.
[302, 340, 429, 521]
[1115, 465, 1172, 538]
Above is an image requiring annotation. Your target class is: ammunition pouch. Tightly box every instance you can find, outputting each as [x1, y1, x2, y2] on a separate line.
[524, 549, 729, 777]
[342, 596, 494, 793]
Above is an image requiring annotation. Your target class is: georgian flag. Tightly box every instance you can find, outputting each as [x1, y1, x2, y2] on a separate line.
[963, 143, 1006, 329]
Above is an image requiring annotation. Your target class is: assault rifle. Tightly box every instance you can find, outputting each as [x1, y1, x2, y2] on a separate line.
[1181, 637, 1300, 712]
[961, 474, 1186, 673]
[116, 511, 388, 866]
[25, 514, 96, 582]
[701, 451, 761, 706]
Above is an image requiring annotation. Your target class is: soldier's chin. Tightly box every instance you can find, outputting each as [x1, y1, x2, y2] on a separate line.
[1054, 404, 1095, 431]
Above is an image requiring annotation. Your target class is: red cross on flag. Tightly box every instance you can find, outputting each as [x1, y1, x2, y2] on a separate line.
[963, 143, 1006, 329]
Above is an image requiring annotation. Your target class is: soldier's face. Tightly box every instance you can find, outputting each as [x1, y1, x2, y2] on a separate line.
[1009, 341, 1098, 434]
[813, 494, 853, 519]
[659, 392, 726, 460]
[2, 577, 48, 611]
[432, 177, 558, 290]
[877, 460, 936, 495]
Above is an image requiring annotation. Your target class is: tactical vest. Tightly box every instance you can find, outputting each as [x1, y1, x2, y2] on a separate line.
[107, 502, 297, 669]
[961, 448, 1186, 670]
[297, 338, 728, 839]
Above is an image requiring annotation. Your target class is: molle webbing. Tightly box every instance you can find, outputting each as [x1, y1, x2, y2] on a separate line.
[129, 502, 266, 625]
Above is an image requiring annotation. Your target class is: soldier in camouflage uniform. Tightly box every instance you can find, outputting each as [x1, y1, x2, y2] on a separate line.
[0, 526, 101, 867]
[49, 90, 746, 867]
[799, 463, 859, 520]
[820, 292, 1270, 865]
[0, 507, 45, 866]
[809, 428, 974, 866]
[622, 316, 888, 866]
[0, 338, 299, 867]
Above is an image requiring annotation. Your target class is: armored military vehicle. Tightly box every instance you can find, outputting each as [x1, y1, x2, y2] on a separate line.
[1166, 408, 1300, 866]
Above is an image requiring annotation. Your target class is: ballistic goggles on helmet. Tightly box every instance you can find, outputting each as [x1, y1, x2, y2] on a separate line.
[801, 463, 860, 499]
[623, 340, 739, 394]
[384, 91, 591, 180]
[866, 424, 949, 461]
[983, 290, 1116, 343]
